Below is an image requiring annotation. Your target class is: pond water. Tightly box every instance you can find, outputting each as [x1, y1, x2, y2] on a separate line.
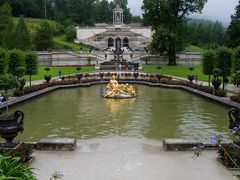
[11, 84, 230, 141]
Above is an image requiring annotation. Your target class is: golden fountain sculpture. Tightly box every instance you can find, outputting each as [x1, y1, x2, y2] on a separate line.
[104, 75, 136, 98]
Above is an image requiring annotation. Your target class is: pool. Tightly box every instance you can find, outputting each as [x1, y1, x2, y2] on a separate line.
[10, 84, 229, 141]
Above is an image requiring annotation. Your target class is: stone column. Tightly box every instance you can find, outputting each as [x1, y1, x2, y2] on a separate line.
[121, 13, 123, 23]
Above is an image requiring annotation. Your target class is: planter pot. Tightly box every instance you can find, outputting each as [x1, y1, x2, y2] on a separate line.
[212, 79, 221, 90]
[188, 75, 195, 83]
[0, 110, 24, 148]
[44, 75, 51, 83]
[156, 74, 163, 81]
[99, 73, 104, 80]
[133, 72, 139, 80]
[76, 74, 83, 81]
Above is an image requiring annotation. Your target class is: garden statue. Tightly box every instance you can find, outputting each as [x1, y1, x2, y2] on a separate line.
[0, 110, 24, 148]
[104, 75, 136, 98]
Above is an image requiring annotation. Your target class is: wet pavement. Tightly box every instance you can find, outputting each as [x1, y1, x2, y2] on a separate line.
[30, 137, 238, 180]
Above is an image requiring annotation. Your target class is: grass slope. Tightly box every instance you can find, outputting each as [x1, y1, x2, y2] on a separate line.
[53, 35, 89, 52]
[13, 17, 58, 36]
[184, 44, 205, 53]
[14, 17, 89, 51]
[24, 66, 95, 81]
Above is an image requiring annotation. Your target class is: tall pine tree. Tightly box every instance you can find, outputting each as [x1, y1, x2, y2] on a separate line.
[34, 21, 53, 50]
[15, 16, 32, 50]
[0, 2, 15, 49]
[226, 0, 240, 48]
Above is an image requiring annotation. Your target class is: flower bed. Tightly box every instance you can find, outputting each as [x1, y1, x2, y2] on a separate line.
[218, 143, 240, 169]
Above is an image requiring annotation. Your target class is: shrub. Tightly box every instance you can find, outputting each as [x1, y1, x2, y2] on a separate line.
[0, 155, 36, 179]
[13, 89, 24, 96]
[218, 143, 240, 169]
[0, 143, 33, 163]
[214, 89, 227, 97]
[76, 66, 81, 72]
[230, 96, 240, 103]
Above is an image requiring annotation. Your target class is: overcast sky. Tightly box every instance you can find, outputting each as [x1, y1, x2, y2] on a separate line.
[126, 0, 239, 24]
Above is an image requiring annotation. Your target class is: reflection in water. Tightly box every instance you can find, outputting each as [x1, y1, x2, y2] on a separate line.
[105, 98, 136, 114]
[9, 85, 230, 141]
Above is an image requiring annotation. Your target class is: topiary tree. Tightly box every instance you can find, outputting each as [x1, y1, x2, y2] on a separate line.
[15, 66, 26, 90]
[25, 52, 38, 86]
[187, 67, 195, 83]
[0, 48, 8, 75]
[44, 67, 51, 83]
[202, 50, 215, 86]
[0, 74, 20, 111]
[87, 57, 92, 65]
[232, 46, 240, 73]
[8, 49, 25, 76]
[215, 47, 232, 90]
[76, 66, 81, 73]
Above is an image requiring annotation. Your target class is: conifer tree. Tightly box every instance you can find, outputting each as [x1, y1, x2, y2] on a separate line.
[34, 21, 53, 50]
[0, 2, 15, 49]
[15, 16, 32, 50]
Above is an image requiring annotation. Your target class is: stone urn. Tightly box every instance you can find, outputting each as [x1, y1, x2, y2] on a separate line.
[156, 73, 163, 82]
[0, 110, 24, 148]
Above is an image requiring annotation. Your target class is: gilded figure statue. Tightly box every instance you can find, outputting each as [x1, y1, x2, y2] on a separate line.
[104, 75, 136, 98]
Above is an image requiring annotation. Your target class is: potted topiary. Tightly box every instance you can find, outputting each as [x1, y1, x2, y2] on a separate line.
[156, 73, 163, 82]
[44, 67, 51, 83]
[87, 57, 92, 65]
[99, 72, 104, 80]
[133, 72, 139, 80]
[76, 66, 83, 81]
[0, 74, 20, 112]
[187, 67, 195, 83]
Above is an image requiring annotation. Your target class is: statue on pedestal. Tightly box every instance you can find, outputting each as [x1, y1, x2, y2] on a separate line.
[104, 75, 136, 98]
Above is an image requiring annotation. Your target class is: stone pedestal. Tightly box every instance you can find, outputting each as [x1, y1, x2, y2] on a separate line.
[37, 138, 77, 151]
[163, 139, 203, 151]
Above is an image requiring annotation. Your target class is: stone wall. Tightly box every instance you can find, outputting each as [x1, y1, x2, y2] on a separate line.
[76, 27, 107, 40]
[37, 51, 97, 66]
[140, 52, 202, 66]
[129, 28, 152, 39]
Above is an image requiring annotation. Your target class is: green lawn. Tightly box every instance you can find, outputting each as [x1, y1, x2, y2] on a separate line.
[24, 66, 95, 81]
[143, 65, 210, 82]
[184, 44, 205, 53]
[53, 35, 90, 52]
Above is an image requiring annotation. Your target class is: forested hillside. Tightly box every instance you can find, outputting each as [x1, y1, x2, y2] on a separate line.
[0, 1, 231, 51]
[0, 0, 140, 26]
